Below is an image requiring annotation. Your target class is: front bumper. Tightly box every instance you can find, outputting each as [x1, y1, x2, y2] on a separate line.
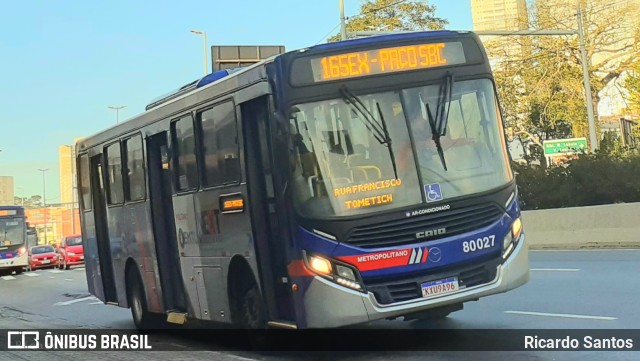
[303, 234, 529, 328]
[0, 253, 28, 269]
[31, 260, 58, 269]
[65, 256, 85, 265]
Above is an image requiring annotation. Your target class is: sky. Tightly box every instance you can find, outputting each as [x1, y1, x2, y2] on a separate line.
[0, 0, 473, 203]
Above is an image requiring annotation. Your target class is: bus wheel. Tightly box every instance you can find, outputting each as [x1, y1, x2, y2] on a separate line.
[14, 268, 23, 275]
[127, 270, 154, 330]
[233, 283, 267, 329]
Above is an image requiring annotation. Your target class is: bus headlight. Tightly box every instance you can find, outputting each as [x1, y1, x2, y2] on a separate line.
[502, 217, 523, 260]
[303, 252, 365, 292]
[308, 255, 332, 275]
[17, 247, 26, 256]
[502, 232, 513, 250]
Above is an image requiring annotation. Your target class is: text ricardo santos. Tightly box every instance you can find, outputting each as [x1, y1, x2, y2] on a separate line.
[525, 335, 634, 350]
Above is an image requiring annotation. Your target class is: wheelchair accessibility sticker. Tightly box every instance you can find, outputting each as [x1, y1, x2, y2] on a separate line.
[424, 183, 443, 203]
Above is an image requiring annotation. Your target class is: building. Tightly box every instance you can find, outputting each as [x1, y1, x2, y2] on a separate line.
[536, 0, 640, 117]
[471, 0, 528, 32]
[600, 116, 638, 148]
[58, 138, 83, 209]
[25, 207, 80, 246]
[0, 176, 14, 206]
[471, 0, 529, 63]
[58, 145, 75, 205]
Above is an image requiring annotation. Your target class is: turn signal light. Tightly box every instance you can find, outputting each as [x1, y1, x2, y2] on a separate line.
[512, 218, 523, 240]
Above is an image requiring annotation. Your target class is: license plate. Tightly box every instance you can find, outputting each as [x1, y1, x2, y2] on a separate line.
[421, 277, 459, 299]
[41, 260, 50, 264]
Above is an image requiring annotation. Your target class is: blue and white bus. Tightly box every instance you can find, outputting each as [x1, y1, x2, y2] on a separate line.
[77, 30, 529, 329]
[0, 206, 28, 275]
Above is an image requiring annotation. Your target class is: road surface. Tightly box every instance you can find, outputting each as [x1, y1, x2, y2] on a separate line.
[1, 250, 639, 360]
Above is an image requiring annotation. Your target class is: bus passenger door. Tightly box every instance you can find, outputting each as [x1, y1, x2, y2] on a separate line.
[146, 132, 187, 313]
[90, 155, 117, 303]
[242, 95, 295, 323]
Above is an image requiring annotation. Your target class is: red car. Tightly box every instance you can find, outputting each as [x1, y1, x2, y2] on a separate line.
[29, 245, 59, 271]
[58, 235, 84, 270]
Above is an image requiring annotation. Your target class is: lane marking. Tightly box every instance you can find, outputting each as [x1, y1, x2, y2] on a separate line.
[48, 276, 55, 279]
[1, 276, 16, 280]
[225, 354, 263, 361]
[505, 310, 617, 321]
[24, 272, 40, 277]
[530, 268, 580, 272]
[74, 267, 85, 271]
[48, 269, 64, 274]
[89, 302, 104, 305]
[64, 279, 73, 281]
[54, 296, 99, 306]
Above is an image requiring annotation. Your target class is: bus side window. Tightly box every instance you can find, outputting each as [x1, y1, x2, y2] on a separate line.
[105, 142, 124, 205]
[171, 115, 199, 191]
[79, 154, 92, 210]
[123, 134, 146, 201]
[198, 101, 240, 187]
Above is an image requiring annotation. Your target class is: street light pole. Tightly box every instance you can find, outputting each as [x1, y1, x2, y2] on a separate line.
[576, 2, 598, 152]
[339, 0, 347, 41]
[108, 105, 126, 124]
[190, 30, 208, 75]
[37, 168, 49, 244]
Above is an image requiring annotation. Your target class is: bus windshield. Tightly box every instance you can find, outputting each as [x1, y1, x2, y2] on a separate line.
[0, 218, 26, 246]
[288, 78, 513, 218]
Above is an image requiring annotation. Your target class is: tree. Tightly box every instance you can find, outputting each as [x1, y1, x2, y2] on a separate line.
[489, 0, 640, 162]
[328, 0, 448, 42]
[14, 195, 43, 208]
[625, 60, 640, 115]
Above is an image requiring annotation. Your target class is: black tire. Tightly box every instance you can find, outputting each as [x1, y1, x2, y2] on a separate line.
[127, 270, 156, 330]
[232, 283, 267, 329]
[14, 268, 23, 275]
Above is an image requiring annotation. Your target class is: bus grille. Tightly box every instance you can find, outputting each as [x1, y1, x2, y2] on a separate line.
[346, 203, 503, 248]
[363, 259, 499, 305]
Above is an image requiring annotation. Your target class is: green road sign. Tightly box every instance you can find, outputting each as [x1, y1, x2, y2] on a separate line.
[543, 137, 588, 156]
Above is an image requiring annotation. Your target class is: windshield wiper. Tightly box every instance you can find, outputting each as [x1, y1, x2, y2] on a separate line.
[376, 102, 398, 180]
[436, 74, 453, 136]
[340, 86, 398, 179]
[340, 86, 386, 143]
[424, 74, 454, 171]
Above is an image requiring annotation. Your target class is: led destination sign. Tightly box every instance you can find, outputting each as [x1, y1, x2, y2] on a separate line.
[310, 42, 466, 82]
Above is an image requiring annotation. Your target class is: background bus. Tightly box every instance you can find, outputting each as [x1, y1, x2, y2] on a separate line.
[27, 226, 38, 249]
[77, 30, 528, 329]
[0, 206, 29, 275]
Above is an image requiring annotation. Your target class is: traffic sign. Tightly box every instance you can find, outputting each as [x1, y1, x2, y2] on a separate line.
[543, 137, 588, 156]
